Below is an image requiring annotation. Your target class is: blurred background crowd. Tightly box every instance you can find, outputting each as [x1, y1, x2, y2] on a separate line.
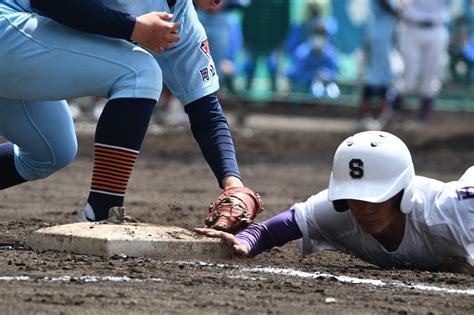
[70, 0, 474, 130]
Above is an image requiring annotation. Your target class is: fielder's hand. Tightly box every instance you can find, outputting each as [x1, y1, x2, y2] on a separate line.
[194, 227, 249, 256]
[131, 12, 180, 53]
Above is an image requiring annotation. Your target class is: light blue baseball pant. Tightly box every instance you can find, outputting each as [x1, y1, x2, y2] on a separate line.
[0, 1, 162, 181]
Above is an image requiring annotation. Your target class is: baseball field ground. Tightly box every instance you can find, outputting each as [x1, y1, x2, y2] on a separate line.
[0, 104, 473, 314]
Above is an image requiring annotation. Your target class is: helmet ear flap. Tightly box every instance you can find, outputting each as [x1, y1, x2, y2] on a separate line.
[400, 181, 415, 214]
[333, 200, 348, 212]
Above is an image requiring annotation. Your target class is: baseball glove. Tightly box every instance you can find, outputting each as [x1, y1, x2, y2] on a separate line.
[205, 186, 263, 233]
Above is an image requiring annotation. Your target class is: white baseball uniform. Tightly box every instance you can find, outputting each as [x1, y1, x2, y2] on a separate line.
[396, 0, 450, 97]
[294, 167, 474, 271]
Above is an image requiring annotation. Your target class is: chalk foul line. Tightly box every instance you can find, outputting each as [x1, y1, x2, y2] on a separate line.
[0, 275, 164, 283]
[0, 260, 472, 296]
[167, 260, 474, 296]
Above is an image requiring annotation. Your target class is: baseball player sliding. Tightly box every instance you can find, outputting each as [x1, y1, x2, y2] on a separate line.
[0, 0, 261, 231]
[197, 131, 474, 272]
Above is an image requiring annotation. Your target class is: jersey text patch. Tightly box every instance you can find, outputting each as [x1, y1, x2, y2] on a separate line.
[457, 186, 474, 200]
[200, 39, 211, 59]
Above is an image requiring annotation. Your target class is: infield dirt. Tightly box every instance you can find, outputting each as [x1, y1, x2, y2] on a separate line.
[0, 112, 473, 314]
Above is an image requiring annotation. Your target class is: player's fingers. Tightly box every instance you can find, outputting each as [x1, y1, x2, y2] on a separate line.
[162, 42, 173, 50]
[149, 44, 164, 53]
[233, 244, 249, 256]
[220, 232, 237, 244]
[193, 227, 219, 236]
[193, 227, 207, 234]
[156, 12, 174, 20]
[194, 227, 234, 242]
[166, 33, 180, 43]
[157, 20, 179, 33]
[194, 228, 247, 255]
[168, 22, 181, 32]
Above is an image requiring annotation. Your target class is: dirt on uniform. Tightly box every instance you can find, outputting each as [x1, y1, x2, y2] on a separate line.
[0, 113, 473, 314]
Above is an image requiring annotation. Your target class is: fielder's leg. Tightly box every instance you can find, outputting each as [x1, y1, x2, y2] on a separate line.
[0, 7, 162, 220]
[417, 25, 449, 123]
[85, 97, 156, 220]
[0, 99, 77, 189]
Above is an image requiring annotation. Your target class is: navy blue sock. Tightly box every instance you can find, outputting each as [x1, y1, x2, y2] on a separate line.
[0, 142, 27, 190]
[87, 98, 155, 220]
[418, 97, 433, 122]
[184, 94, 240, 188]
[361, 85, 376, 101]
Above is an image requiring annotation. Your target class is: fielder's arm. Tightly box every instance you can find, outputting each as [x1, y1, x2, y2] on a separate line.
[30, 0, 180, 53]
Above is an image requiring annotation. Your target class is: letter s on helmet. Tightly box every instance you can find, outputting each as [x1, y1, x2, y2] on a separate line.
[327, 131, 415, 214]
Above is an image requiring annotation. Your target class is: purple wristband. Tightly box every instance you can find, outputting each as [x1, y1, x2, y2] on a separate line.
[235, 209, 302, 257]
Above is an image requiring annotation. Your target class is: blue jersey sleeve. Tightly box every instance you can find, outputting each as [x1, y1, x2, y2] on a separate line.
[30, 0, 136, 40]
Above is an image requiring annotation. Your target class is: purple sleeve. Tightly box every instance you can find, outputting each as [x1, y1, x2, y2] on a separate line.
[30, 0, 136, 40]
[235, 209, 302, 257]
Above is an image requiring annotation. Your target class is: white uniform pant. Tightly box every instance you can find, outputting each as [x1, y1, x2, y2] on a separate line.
[396, 22, 449, 98]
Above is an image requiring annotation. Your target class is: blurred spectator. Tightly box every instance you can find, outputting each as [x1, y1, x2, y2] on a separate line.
[357, 0, 400, 131]
[198, 0, 249, 93]
[448, 15, 474, 87]
[241, 0, 290, 93]
[286, 0, 338, 56]
[286, 19, 339, 98]
[388, 0, 450, 126]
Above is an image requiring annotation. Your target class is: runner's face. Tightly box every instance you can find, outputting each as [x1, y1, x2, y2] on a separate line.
[348, 198, 401, 235]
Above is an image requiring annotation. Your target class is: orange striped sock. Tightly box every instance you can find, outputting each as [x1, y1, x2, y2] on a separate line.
[86, 97, 155, 221]
[90, 143, 138, 197]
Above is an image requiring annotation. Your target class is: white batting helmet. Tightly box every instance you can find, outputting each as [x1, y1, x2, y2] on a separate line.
[328, 131, 415, 212]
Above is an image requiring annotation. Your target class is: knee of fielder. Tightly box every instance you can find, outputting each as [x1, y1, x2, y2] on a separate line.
[15, 139, 77, 181]
[109, 50, 163, 102]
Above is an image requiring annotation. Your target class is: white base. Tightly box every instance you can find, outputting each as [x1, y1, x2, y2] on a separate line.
[28, 223, 232, 259]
